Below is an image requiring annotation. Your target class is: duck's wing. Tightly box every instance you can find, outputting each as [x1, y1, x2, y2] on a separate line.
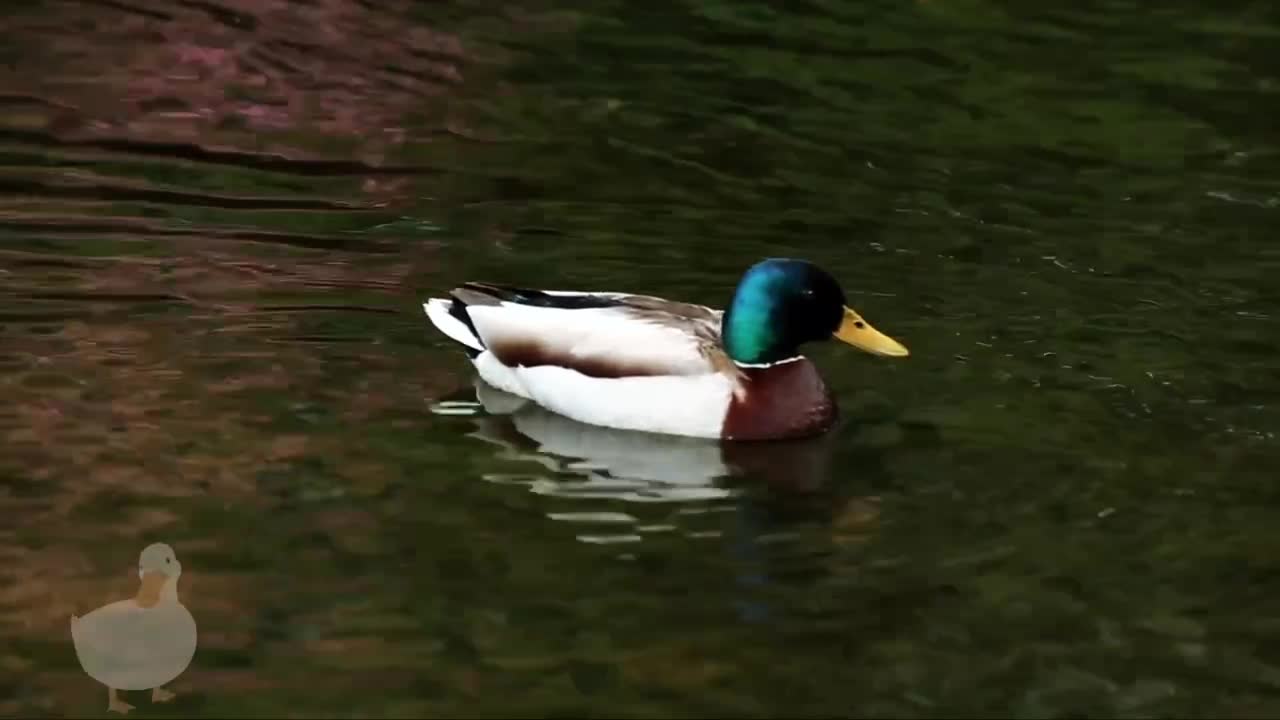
[72, 602, 154, 664]
[424, 282, 735, 378]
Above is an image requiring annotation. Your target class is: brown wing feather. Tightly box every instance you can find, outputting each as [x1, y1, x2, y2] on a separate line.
[615, 295, 739, 374]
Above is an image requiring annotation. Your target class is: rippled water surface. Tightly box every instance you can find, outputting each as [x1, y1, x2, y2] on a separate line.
[3, 0, 1280, 717]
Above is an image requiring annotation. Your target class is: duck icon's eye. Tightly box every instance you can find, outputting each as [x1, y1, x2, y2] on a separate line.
[166, 558, 171, 564]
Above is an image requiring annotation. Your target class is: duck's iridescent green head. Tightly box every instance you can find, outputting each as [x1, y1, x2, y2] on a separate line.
[720, 258, 909, 365]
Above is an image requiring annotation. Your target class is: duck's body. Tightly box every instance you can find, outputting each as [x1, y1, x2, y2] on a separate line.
[71, 543, 195, 713]
[424, 259, 908, 441]
[71, 595, 195, 690]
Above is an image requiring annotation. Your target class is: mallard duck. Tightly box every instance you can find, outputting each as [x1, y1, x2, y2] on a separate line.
[423, 258, 908, 441]
[71, 542, 196, 714]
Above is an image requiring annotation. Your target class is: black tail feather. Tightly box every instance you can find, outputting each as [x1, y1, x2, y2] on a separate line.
[456, 282, 622, 310]
[445, 293, 485, 353]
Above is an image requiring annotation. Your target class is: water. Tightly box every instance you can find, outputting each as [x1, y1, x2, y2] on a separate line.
[2, 0, 1279, 716]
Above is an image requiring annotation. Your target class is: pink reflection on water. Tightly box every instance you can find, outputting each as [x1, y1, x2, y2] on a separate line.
[1, 0, 471, 168]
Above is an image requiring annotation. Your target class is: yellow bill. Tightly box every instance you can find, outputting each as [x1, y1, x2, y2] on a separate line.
[833, 306, 909, 357]
[134, 570, 166, 608]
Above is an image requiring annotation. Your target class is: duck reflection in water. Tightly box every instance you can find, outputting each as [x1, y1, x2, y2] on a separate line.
[453, 378, 851, 500]
[433, 379, 923, 623]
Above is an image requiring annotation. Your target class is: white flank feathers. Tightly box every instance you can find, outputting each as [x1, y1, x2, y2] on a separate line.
[424, 294, 735, 438]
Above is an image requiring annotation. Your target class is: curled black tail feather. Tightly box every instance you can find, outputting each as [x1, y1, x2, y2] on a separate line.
[446, 295, 484, 358]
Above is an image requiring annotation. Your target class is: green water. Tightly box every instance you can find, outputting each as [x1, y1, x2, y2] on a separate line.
[2, 0, 1279, 716]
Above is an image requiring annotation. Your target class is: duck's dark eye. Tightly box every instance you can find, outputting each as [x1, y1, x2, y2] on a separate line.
[854, 321, 865, 329]
[166, 557, 171, 564]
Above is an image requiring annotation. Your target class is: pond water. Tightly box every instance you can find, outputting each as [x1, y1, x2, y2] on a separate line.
[2, 0, 1279, 717]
